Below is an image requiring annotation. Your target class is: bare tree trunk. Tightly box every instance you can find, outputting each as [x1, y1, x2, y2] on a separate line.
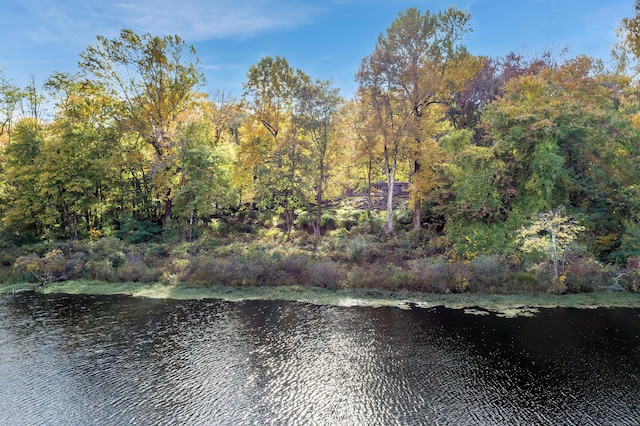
[62, 202, 76, 241]
[366, 156, 373, 219]
[307, 202, 321, 238]
[314, 201, 322, 238]
[413, 160, 421, 230]
[164, 189, 172, 223]
[385, 182, 394, 235]
[384, 162, 396, 236]
[551, 210, 559, 286]
[284, 208, 294, 241]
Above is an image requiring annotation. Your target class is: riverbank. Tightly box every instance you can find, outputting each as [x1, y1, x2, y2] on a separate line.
[3, 280, 640, 317]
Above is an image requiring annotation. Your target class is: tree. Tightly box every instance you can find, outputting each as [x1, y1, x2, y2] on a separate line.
[295, 79, 343, 237]
[78, 29, 204, 223]
[353, 80, 410, 235]
[338, 98, 383, 218]
[172, 121, 234, 241]
[0, 69, 23, 140]
[358, 6, 472, 231]
[2, 118, 48, 239]
[242, 56, 309, 237]
[467, 55, 640, 260]
[518, 208, 584, 291]
[446, 51, 558, 140]
[613, 0, 640, 77]
[206, 89, 243, 145]
[42, 72, 125, 239]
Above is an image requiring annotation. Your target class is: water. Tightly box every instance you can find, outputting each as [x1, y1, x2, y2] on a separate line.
[1, 293, 639, 425]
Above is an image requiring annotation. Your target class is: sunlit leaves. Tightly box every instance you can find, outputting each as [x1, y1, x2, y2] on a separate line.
[518, 208, 585, 288]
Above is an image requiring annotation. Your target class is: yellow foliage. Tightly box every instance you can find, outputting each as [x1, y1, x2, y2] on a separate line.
[89, 229, 103, 240]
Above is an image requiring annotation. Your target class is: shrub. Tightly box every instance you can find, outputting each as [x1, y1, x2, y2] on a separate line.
[469, 255, 505, 291]
[320, 212, 336, 229]
[187, 257, 238, 286]
[308, 261, 346, 289]
[512, 272, 542, 293]
[345, 265, 384, 289]
[407, 258, 459, 293]
[278, 253, 310, 283]
[345, 235, 382, 263]
[86, 259, 117, 282]
[564, 258, 606, 293]
[335, 209, 364, 230]
[13, 249, 74, 284]
[116, 214, 163, 243]
[378, 264, 410, 291]
[89, 237, 123, 259]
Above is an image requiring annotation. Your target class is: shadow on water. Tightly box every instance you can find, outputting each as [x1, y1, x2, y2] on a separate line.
[1, 292, 639, 425]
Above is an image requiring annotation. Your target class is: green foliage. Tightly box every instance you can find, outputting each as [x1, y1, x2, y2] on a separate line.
[116, 214, 163, 244]
[345, 234, 382, 263]
[611, 219, 640, 263]
[445, 219, 515, 260]
[469, 255, 506, 291]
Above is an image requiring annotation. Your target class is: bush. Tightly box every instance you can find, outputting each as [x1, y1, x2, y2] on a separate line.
[345, 235, 382, 263]
[116, 214, 163, 243]
[345, 265, 385, 289]
[564, 258, 606, 293]
[86, 259, 117, 282]
[512, 273, 542, 293]
[278, 253, 310, 284]
[14, 249, 74, 284]
[335, 209, 365, 230]
[469, 255, 505, 291]
[308, 261, 346, 289]
[187, 257, 238, 286]
[407, 258, 461, 293]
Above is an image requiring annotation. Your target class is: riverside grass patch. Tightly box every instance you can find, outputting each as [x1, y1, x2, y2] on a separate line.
[4, 280, 638, 318]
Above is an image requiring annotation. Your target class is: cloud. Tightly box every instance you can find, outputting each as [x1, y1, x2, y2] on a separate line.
[106, 0, 325, 40]
[4, 0, 325, 49]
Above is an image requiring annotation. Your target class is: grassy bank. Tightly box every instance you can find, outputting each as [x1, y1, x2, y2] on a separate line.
[3, 279, 639, 317]
[0, 221, 639, 317]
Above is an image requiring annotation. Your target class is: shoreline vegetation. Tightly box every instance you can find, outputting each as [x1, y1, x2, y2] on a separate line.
[0, 226, 638, 318]
[3, 280, 640, 318]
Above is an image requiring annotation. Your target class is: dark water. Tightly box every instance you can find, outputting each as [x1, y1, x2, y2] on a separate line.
[1, 293, 639, 425]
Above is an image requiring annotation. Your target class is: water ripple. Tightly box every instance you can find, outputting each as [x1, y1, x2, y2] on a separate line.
[1, 295, 639, 425]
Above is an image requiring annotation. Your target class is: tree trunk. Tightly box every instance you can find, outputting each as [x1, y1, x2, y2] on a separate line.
[413, 160, 421, 230]
[307, 202, 321, 238]
[284, 208, 294, 240]
[384, 173, 395, 236]
[366, 156, 373, 219]
[62, 202, 76, 241]
[413, 199, 421, 230]
[164, 188, 173, 223]
[551, 215, 559, 286]
[315, 173, 323, 238]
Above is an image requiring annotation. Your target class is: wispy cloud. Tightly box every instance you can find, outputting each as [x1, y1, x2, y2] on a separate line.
[6, 0, 325, 46]
[114, 0, 325, 40]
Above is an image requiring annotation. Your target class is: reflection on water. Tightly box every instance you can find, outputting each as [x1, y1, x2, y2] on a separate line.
[1, 292, 639, 425]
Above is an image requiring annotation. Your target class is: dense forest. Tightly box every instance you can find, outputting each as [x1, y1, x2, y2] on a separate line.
[3, 5, 640, 294]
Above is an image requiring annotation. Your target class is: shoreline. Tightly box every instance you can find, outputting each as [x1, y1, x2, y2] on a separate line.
[2, 280, 640, 317]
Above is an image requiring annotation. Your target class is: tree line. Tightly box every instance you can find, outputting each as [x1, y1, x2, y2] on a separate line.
[2, 4, 640, 267]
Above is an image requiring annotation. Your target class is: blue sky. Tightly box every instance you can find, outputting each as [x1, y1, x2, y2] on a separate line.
[0, 0, 634, 98]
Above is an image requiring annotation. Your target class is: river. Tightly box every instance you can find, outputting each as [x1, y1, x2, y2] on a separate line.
[1, 292, 639, 425]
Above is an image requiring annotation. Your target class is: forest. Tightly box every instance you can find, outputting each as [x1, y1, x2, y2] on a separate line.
[2, 5, 640, 295]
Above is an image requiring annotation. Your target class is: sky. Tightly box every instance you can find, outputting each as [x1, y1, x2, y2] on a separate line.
[0, 0, 635, 99]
